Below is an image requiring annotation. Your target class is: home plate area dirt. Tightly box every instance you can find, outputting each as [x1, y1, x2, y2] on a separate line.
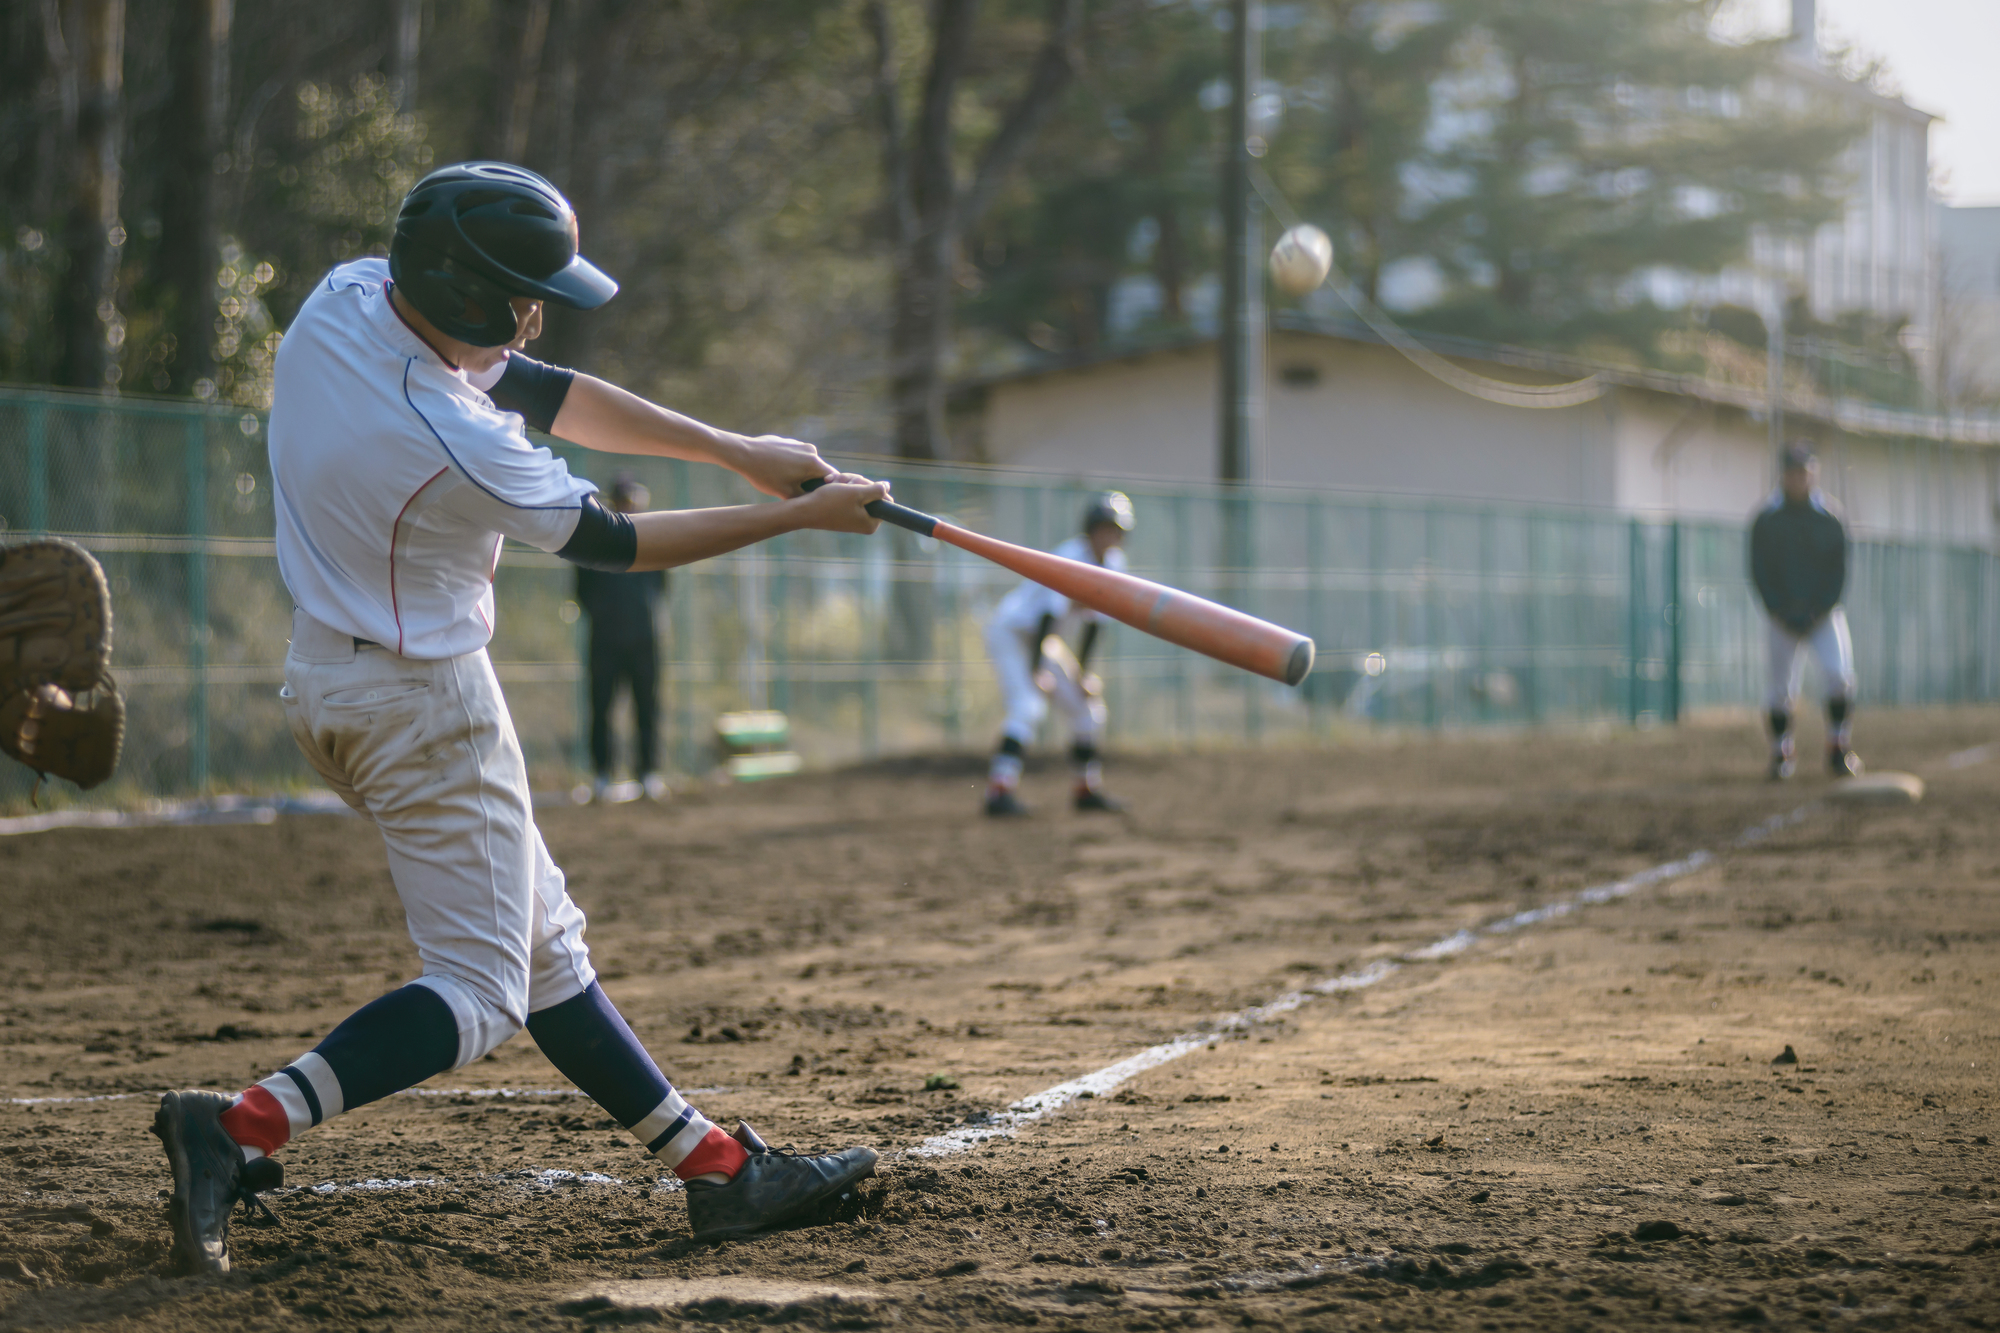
[2, 706, 1997, 1332]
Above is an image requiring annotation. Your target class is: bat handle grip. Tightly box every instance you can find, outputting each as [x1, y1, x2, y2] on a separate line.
[799, 474, 938, 537]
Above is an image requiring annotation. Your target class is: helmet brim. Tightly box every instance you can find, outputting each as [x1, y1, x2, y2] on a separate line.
[527, 254, 619, 310]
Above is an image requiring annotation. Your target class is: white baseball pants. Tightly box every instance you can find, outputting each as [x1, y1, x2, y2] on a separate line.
[1765, 607, 1856, 709]
[985, 621, 1104, 747]
[282, 610, 596, 1068]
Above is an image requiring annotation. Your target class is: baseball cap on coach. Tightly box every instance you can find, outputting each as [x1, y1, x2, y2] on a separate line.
[1779, 440, 1818, 471]
[390, 162, 618, 347]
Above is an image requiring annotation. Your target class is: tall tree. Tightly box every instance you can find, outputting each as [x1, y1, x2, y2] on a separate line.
[389, 0, 420, 112]
[1405, 0, 1853, 357]
[962, 1, 1220, 356]
[1287, 0, 1464, 306]
[53, 0, 126, 391]
[486, 0, 553, 164]
[869, 0, 1083, 460]
[162, 0, 232, 396]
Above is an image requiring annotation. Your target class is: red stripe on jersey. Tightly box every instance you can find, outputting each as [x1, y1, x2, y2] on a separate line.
[389, 468, 450, 656]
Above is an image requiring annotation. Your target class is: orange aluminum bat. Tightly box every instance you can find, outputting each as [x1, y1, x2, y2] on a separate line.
[805, 479, 1315, 687]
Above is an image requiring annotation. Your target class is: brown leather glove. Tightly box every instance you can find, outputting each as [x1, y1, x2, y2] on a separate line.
[0, 539, 124, 790]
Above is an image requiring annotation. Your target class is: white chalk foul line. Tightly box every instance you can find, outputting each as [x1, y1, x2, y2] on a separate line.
[906, 802, 1819, 1158]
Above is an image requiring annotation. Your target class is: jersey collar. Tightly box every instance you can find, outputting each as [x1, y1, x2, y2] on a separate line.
[373, 280, 464, 377]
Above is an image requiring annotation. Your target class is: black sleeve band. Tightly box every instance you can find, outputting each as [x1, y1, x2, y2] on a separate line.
[1031, 612, 1056, 672]
[557, 494, 638, 572]
[489, 353, 576, 433]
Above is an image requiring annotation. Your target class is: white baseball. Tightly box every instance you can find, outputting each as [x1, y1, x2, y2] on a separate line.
[1269, 224, 1333, 296]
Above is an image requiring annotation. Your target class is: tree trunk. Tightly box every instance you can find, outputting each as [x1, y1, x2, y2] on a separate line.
[886, 225, 954, 460]
[874, 0, 1080, 461]
[164, 0, 230, 397]
[389, 0, 420, 112]
[54, 0, 124, 392]
[534, 0, 635, 371]
[486, 0, 552, 163]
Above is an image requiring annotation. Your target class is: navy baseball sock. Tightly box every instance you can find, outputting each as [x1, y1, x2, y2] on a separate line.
[1071, 741, 1103, 791]
[219, 982, 459, 1159]
[1826, 696, 1852, 750]
[526, 983, 742, 1181]
[989, 735, 1026, 792]
[1766, 708, 1793, 759]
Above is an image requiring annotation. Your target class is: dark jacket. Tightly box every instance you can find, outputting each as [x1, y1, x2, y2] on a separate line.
[575, 566, 666, 645]
[1749, 491, 1846, 633]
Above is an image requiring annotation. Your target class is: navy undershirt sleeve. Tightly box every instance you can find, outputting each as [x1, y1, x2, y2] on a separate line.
[558, 494, 639, 572]
[488, 353, 576, 433]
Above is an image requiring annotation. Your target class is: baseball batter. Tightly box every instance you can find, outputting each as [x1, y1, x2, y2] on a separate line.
[1750, 440, 1860, 780]
[150, 163, 886, 1273]
[982, 492, 1133, 817]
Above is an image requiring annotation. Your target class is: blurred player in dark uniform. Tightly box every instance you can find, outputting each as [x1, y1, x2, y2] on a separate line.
[575, 476, 668, 801]
[1750, 440, 1859, 780]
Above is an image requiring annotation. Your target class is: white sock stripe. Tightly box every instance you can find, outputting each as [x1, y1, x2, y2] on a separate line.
[652, 1114, 716, 1169]
[256, 1072, 316, 1136]
[292, 1051, 346, 1121]
[627, 1091, 693, 1147]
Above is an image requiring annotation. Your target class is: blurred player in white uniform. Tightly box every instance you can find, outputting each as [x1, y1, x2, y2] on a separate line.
[1750, 440, 1859, 779]
[148, 163, 885, 1274]
[982, 492, 1133, 816]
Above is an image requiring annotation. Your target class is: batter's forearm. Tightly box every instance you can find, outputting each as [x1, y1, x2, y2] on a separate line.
[550, 374, 745, 468]
[626, 502, 810, 571]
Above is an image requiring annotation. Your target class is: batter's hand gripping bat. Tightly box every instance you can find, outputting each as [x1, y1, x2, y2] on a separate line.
[804, 478, 1315, 687]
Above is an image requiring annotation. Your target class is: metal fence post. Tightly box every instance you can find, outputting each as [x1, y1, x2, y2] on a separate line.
[1477, 509, 1495, 723]
[1242, 491, 1262, 742]
[1626, 517, 1642, 725]
[27, 400, 49, 534]
[1306, 496, 1325, 731]
[673, 461, 699, 777]
[185, 416, 210, 792]
[1368, 502, 1386, 724]
[1666, 520, 1682, 724]
[1423, 504, 1439, 729]
[1525, 515, 1542, 723]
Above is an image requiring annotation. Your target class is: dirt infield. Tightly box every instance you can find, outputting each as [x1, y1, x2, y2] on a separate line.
[2, 707, 1997, 1332]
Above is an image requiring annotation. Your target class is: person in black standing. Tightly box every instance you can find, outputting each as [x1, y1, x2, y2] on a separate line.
[1750, 440, 1859, 780]
[576, 476, 669, 801]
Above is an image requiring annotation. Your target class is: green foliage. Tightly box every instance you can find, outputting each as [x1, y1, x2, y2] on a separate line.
[1402, 0, 1855, 357]
[0, 0, 1892, 416]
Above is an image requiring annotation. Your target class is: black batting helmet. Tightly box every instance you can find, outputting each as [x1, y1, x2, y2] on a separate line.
[1083, 491, 1135, 533]
[389, 162, 618, 347]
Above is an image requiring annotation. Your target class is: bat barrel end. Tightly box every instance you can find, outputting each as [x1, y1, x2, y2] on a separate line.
[1283, 638, 1316, 688]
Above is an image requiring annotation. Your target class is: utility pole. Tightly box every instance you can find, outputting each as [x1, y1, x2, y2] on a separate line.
[1765, 282, 1785, 453]
[1218, 0, 1263, 490]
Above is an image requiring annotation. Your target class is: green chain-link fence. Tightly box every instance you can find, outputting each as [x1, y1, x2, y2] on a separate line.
[3, 386, 1996, 808]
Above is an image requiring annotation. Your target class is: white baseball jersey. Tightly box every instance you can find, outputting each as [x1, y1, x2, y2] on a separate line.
[269, 258, 596, 659]
[988, 536, 1128, 638]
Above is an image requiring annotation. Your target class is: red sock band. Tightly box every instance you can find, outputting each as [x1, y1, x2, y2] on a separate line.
[218, 1086, 291, 1156]
[672, 1125, 749, 1182]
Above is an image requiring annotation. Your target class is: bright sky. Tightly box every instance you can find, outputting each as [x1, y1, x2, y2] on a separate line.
[1719, 0, 2000, 206]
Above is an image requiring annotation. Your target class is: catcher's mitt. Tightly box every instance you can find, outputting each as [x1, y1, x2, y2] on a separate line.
[0, 539, 124, 790]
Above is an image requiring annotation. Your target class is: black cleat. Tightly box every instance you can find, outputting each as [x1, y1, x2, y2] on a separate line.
[152, 1090, 283, 1275]
[684, 1123, 877, 1241]
[1073, 785, 1126, 813]
[984, 787, 1031, 818]
[1829, 747, 1862, 778]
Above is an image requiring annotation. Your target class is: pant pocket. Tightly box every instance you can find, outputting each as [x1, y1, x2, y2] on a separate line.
[322, 682, 433, 707]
